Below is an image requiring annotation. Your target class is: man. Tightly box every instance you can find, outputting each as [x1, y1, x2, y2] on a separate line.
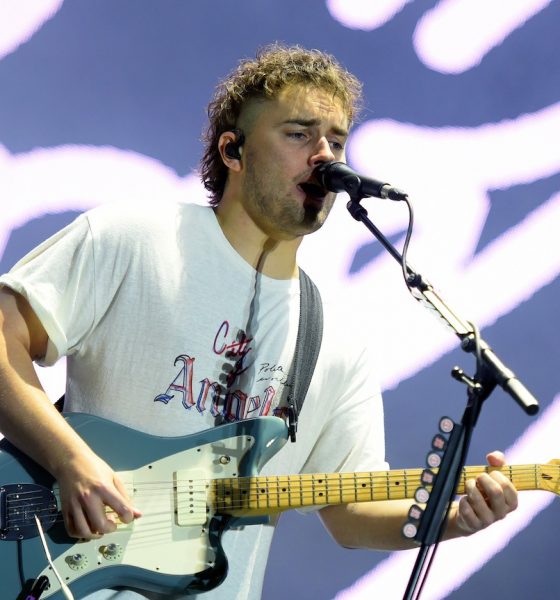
[0, 45, 517, 599]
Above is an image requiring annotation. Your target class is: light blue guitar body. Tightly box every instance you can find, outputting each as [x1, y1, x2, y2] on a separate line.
[0, 413, 288, 599]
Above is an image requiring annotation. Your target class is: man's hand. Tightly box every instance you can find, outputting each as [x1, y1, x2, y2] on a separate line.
[452, 450, 518, 536]
[54, 450, 142, 539]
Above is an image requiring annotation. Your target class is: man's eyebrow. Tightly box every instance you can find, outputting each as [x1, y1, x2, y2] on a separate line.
[281, 118, 349, 137]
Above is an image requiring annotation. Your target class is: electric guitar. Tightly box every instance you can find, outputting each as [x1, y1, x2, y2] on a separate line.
[0, 414, 558, 599]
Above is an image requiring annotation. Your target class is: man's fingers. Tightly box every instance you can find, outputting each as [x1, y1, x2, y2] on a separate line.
[486, 450, 506, 467]
[453, 450, 518, 537]
[487, 471, 519, 513]
[64, 501, 103, 539]
[456, 493, 480, 533]
[63, 484, 135, 539]
[465, 478, 497, 528]
[56, 453, 142, 538]
[113, 475, 142, 522]
[476, 474, 509, 520]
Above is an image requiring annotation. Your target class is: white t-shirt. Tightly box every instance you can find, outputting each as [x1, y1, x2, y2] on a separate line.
[0, 202, 387, 600]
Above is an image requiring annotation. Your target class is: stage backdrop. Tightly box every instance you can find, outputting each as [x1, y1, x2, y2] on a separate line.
[1, 1, 558, 598]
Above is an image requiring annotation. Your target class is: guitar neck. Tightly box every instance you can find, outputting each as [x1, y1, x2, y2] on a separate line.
[216, 464, 548, 517]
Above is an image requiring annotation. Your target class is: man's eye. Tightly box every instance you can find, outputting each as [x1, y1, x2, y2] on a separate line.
[330, 140, 345, 151]
[287, 132, 307, 140]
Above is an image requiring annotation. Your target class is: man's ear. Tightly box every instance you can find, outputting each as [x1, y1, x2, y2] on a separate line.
[219, 130, 244, 172]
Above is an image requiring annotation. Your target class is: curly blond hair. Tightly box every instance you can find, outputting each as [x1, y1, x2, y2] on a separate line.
[200, 43, 363, 205]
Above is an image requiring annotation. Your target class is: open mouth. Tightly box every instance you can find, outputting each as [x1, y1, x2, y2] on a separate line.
[298, 181, 328, 200]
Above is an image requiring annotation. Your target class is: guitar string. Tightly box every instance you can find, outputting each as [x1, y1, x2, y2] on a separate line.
[5, 469, 553, 520]
[4, 467, 557, 530]
[4, 466, 554, 495]
[5, 490, 555, 529]
[4, 463, 555, 501]
[4, 466, 555, 503]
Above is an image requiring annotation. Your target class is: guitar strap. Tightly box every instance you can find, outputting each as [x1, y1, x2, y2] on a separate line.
[286, 268, 323, 443]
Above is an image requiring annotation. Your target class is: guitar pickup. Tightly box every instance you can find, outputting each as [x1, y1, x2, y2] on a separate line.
[174, 470, 209, 527]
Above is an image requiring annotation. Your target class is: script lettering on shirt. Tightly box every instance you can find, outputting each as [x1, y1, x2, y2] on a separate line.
[153, 354, 195, 408]
[214, 320, 254, 387]
[257, 362, 289, 385]
[154, 353, 281, 422]
[213, 320, 253, 358]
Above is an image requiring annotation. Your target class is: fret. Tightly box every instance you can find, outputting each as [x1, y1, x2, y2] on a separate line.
[254, 476, 264, 510]
[215, 479, 225, 511]
[260, 477, 269, 510]
[534, 464, 539, 491]
[239, 477, 250, 510]
[386, 469, 390, 500]
[274, 476, 279, 509]
[403, 469, 408, 499]
[323, 473, 341, 505]
[312, 474, 327, 505]
[336, 472, 344, 505]
[300, 474, 315, 507]
[261, 476, 269, 509]
[276, 475, 291, 509]
[256, 476, 270, 509]
[230, 478, 235, 510]
[353, 472, 374, 502]
[387, 469, 408, 500]
[250, 477, 263, 509]
[338, 472, 356, 504]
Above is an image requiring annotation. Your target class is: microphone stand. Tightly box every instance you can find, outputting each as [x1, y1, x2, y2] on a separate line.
[344, 194, 539, 600]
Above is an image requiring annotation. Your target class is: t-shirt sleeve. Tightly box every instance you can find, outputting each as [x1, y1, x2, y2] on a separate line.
[301, 339, 389, 476]
[0, 213, 96, 366]
[288, 332, 388, 514]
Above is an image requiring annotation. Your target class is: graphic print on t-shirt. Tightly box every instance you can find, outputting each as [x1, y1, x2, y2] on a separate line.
[154, 319, 290, 423]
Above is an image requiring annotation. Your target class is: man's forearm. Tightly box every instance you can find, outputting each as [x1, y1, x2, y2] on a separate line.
[0, 336, 91, 478]
[319, 456, 517, 551]
[319, 500, 427, 551]
[0, 288, 91, 478]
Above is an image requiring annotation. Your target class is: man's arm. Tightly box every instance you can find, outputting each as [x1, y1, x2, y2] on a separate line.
[319, 452, 518, 550]
[0, 287, 139, 538]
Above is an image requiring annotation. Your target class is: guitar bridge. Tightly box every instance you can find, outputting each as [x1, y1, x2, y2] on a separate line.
[0, 484, 58, 541]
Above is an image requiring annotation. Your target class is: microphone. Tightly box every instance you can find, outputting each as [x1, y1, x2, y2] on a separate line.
[314, 161, 408, 201]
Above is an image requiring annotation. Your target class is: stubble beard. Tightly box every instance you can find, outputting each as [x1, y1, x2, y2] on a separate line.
[243, 159, 333, 239]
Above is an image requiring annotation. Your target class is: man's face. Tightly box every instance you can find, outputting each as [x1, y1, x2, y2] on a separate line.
[238, 85, 349, 240]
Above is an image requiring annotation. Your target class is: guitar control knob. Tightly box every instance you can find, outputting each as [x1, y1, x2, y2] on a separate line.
[101, 542, 123, 560]
[66, 553, 88, 570]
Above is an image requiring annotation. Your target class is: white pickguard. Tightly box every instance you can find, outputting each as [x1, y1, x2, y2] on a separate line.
[39, 433, 256, 597]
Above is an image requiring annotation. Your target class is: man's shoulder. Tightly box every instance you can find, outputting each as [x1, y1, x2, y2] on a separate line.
[315, 292, 372, 357]
[85, 200, 213, 236]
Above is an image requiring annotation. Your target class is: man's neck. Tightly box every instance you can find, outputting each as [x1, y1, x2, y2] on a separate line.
[213, 203, 301, 280]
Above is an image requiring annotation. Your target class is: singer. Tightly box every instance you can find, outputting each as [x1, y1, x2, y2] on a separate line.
[0, 44, 517, 600]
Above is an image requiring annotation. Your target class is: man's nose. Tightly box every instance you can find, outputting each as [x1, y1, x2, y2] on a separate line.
[309, 137, 336, 166]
